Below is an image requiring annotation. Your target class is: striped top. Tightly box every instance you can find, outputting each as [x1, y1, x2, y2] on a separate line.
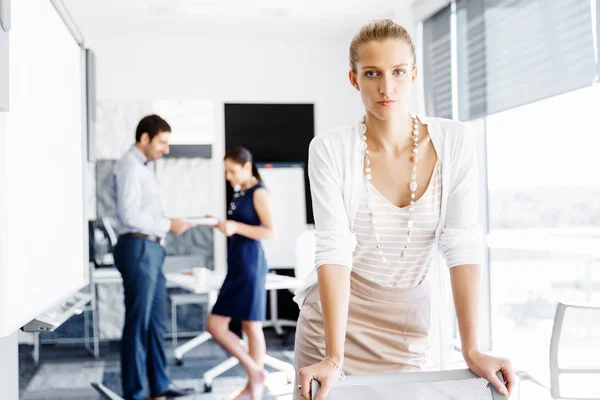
[352, 161, 442, 288]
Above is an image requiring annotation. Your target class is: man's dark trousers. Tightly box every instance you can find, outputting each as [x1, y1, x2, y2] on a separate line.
[114, 236, 170, 400]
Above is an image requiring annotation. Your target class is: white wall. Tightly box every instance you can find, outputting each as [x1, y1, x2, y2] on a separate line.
[0, 112, 17, 397]
[0, 0, 87, 338]
[88, 36, 364, 134]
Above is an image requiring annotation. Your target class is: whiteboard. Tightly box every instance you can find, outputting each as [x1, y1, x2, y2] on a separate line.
[258, 165, 308, 269]
[0, 0, 87, 337]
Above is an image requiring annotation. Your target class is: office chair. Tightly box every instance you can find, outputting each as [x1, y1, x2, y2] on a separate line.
[101, 217, 118, 248]
[515, 301, 600, 399]
[548, 302, 600, 399]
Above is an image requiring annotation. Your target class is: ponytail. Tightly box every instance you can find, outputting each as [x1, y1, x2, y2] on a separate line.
[251, 162, 262, 182]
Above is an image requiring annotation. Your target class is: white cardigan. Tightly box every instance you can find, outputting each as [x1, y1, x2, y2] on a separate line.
[294, 114, 484, 306]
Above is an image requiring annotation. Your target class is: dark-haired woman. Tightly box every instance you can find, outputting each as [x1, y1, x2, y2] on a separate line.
[206, 146, 276, 400]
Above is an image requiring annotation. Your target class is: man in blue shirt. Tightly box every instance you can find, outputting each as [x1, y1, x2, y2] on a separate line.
[112, 115, 195, 399]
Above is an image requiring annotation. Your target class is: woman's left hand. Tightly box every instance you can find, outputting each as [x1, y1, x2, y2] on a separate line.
[215, 220, 238, 237]
[465, 349, 514, 397]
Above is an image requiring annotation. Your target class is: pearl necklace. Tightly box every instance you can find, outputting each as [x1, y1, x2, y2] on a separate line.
[227, 188, 245, 216]
[360, 112, 420, 263]
[227, 178, 258, 216]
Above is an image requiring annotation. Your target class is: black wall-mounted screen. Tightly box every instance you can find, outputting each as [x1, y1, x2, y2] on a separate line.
[224, 103, 315, 224]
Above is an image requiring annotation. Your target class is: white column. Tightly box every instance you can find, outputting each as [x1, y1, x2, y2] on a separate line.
[0, 332, 19, 400]
[212, 103, 227, 275]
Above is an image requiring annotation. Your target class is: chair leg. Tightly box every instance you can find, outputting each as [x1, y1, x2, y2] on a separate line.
[515, 370, 549, 400]
[171, 302, 177, 348]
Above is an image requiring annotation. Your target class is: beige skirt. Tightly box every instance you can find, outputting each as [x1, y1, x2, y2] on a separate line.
[293, 272, 434, 399]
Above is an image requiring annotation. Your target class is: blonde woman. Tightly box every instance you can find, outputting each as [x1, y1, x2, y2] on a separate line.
[294, 19, 514, 400]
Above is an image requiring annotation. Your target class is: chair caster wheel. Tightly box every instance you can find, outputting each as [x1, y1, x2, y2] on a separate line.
[204, 383, 212, 393]
[175, 358, 184, 366]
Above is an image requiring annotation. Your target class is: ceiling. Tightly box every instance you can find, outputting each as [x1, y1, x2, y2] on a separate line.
[62, 0, 414, 41]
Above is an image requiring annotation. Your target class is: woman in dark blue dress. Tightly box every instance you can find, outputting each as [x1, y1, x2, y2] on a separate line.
[207, 146, 275, 400]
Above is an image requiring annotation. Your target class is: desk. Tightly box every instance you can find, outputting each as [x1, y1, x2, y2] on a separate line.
[167, 272, 301, 393]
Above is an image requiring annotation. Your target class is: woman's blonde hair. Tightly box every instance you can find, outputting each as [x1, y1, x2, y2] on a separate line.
[349, 19, 416, 74]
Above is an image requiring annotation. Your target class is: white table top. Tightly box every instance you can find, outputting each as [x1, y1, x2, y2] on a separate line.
[93, 268, 302, 293]
[93, 268, 121, 283]
[166, 272, 302, 294]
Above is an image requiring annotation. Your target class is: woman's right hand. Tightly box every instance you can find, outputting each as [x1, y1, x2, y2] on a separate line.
[298, 359, 343, 400]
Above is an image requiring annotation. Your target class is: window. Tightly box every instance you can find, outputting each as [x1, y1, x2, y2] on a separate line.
[422, 0, 599, 379]
[487, 84, 600, 380]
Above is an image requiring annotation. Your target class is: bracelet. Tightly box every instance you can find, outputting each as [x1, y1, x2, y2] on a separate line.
[324, 357, 346, 380]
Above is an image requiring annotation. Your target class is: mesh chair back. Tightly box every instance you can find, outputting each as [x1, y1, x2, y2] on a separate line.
[311, 368, 508, 400]
[550, 302, 600, 399]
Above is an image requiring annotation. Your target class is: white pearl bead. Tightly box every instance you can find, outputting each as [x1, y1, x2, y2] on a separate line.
[409, 207, 415, 213]
[410, 200, 415, 205]
[413, 148, 419, 154]
[408, 220, 414, 228]
[363, 135, 367, 141]
[411, 193, 416, 199]
[366, 174, 372, 180]
[365, 167, 371, 173]
[411, 173, 416, 180]
[413, 129, 419, 135]
[360, 124, 367, 134]
[410, 181, 418, 191]
[367, 197, 376, 209]
[413, 166, 417, 172]
[374, 232, 380, 241]
[378, 250, 384, 257]
[407, 237, 411, 242]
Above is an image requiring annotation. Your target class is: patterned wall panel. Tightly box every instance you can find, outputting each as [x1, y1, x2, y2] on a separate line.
[95, 100, 155, 160]
[96, 99, 216, 159]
